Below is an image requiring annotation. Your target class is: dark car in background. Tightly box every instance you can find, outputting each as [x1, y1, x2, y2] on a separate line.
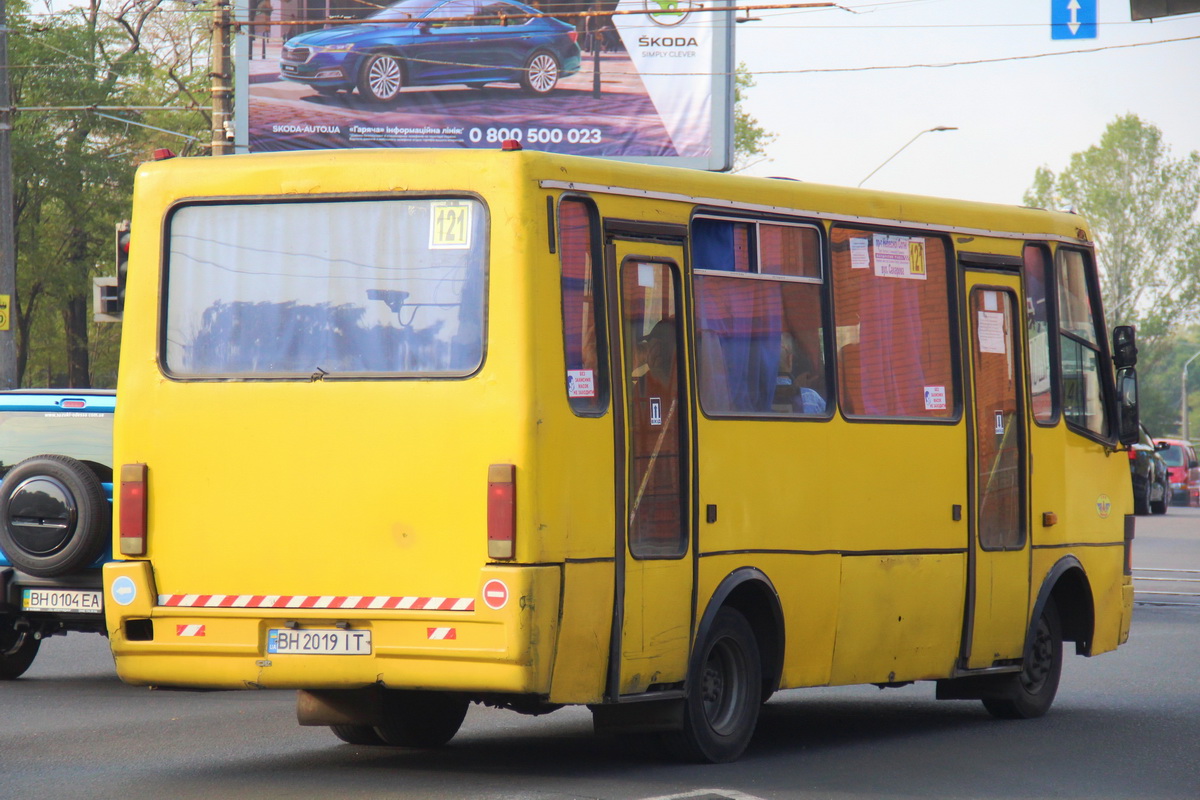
[1153, 437, 1200, 507]
[1129, 424, 1170, 516]
[0, 391, 114, 678]
[280, 0, 582, 103]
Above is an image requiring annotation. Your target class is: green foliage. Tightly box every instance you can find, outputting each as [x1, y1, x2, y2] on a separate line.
[1145, 330, 1200, 440]
[9, 0, 210, 388]
[1024, 114, 1200, 436]
[732, 62, 775, 172]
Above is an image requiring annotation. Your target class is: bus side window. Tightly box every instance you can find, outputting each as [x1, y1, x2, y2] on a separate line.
[1023, 244, 1056, 424]
[559, 198, 609, 415]
[831, 226, 956, 420]
[692, 217, 827, 417]
[1056, 248, 1109, 437]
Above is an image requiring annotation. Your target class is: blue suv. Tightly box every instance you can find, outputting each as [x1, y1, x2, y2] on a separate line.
[0, 390, 114, 678]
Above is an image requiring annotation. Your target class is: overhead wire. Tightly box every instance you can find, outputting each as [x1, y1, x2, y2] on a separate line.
[4, 1, 1197, 108]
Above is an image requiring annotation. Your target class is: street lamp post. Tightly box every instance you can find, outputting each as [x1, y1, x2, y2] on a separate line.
[857, 126, 958, 188]
[1182, 350, 1200, 441]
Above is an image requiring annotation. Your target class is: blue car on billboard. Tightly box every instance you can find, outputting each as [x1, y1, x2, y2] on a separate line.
[279, 0, 583, 104]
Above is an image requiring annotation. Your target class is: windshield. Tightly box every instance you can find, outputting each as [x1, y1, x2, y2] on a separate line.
[1159, 444, 1184, 467]
[164, 198, 487, 378]
[367, 0, 444, 21]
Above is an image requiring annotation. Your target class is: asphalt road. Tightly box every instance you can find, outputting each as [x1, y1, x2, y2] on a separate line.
[4, 510, 1198, 800]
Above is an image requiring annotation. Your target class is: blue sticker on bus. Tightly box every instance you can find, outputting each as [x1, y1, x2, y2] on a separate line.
[111, 576, 137, 606]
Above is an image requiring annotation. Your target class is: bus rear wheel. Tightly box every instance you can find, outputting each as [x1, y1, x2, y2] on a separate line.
[663, 607, 761, 763]
[982, 598, 1063, 720]
[373, 690, 469, 748]
[329, 724, 387, 746]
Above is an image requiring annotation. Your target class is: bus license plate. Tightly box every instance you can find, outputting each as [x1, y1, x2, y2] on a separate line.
[267, 629, 372, 655]
[22, 589, 104, 613]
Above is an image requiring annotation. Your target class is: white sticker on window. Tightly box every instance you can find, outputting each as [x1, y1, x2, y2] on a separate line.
[924, 386, 947, 410]
[567, 369, 596, 398]
[873, 234, 927, 280]
[638, 263, 657, 288]
[983, 290, 999, 312]
[977, 311, 1007, 354]
[850, 238, 870, 269]
[429, 201, 473, 250]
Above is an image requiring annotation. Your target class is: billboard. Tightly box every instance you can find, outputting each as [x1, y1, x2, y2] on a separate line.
[234, 0, 735, 170]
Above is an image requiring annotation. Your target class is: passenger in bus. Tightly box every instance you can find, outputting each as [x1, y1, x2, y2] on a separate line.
[775, 333, 826, 414]
[632, 320, 676, 396]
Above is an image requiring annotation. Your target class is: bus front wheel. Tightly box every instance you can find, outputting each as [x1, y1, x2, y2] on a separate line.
[664, 607, 762, 763]
[982, 598, 1063, 720]
[373, 690, 469, 748]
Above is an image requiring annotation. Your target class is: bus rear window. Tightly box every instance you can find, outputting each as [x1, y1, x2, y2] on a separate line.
[0, 412, 113, 480]
[163, 198, 487, 378]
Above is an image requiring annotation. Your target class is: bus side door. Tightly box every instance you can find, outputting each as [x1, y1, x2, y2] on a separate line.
[606, 232, 694, 697]
[964, 272, 1031, 667]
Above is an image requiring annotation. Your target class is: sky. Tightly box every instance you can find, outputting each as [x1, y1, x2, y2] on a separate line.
[733, 0, 1200, 206]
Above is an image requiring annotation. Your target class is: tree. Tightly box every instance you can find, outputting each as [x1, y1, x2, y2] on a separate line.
[732, 61, 775, 172]
[1025, 114, 1200, 349]
[1024, 114, 1200, 434]
[9, 0, 209, 387]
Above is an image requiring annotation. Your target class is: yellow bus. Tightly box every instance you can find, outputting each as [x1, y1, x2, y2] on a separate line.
[104, 146, 1140, 763]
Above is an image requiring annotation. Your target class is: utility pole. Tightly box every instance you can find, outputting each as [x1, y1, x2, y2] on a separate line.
[0, 0, 19, 388]
[211, 0, 233, 155]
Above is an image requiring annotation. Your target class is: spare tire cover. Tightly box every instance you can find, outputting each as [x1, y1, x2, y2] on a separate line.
[0, 454, 109, 577]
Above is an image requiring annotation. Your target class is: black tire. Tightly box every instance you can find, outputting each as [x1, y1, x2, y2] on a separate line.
[329, 724, 388, 746]
[663, 607, 762, 763]
[982, 598, 1063, 720]
[0, 455, 109, 577]
[1132, 478, 1150, 516]
[520, 51, 560, 94]
[357, 53, 404, 104]
[1151, 491, 1168, 515]
[0, 617, 41, 680]
[373, 690, 468, 748]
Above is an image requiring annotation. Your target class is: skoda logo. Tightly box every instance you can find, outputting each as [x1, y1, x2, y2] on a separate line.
[645, 0, 700, 27]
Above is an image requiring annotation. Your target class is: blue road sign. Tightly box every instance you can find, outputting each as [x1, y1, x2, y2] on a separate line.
[1052, 0, 1097, 39]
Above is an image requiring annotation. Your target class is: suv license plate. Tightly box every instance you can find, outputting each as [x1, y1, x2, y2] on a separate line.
[22, 589, 104, 613]
[267, 629, 372, 655]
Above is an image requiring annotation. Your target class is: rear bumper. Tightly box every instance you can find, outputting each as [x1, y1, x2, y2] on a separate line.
[1, 566, 108, 634]
[103, 560, 561, 693]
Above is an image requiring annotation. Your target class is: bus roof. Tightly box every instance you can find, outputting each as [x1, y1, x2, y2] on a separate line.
[135, 148, 1091, 246]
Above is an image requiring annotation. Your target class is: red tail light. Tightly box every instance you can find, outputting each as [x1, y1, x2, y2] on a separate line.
[568, 30, 578, 44]
[120, 463, 148, 556]
[488, 464, 515, 560]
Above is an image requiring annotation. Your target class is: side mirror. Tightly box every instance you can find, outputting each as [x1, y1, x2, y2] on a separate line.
[1113, 325, 1137, 369]
[1189, 459, 1199, 470]
[1116, 366, 1139, 447]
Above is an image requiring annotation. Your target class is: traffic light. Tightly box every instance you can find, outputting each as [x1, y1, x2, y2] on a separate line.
[115, 220, 131, 311]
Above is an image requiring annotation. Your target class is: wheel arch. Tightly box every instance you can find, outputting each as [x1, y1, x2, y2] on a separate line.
[693, 567, 785, 703]
[1033, 555, 1095, 658]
